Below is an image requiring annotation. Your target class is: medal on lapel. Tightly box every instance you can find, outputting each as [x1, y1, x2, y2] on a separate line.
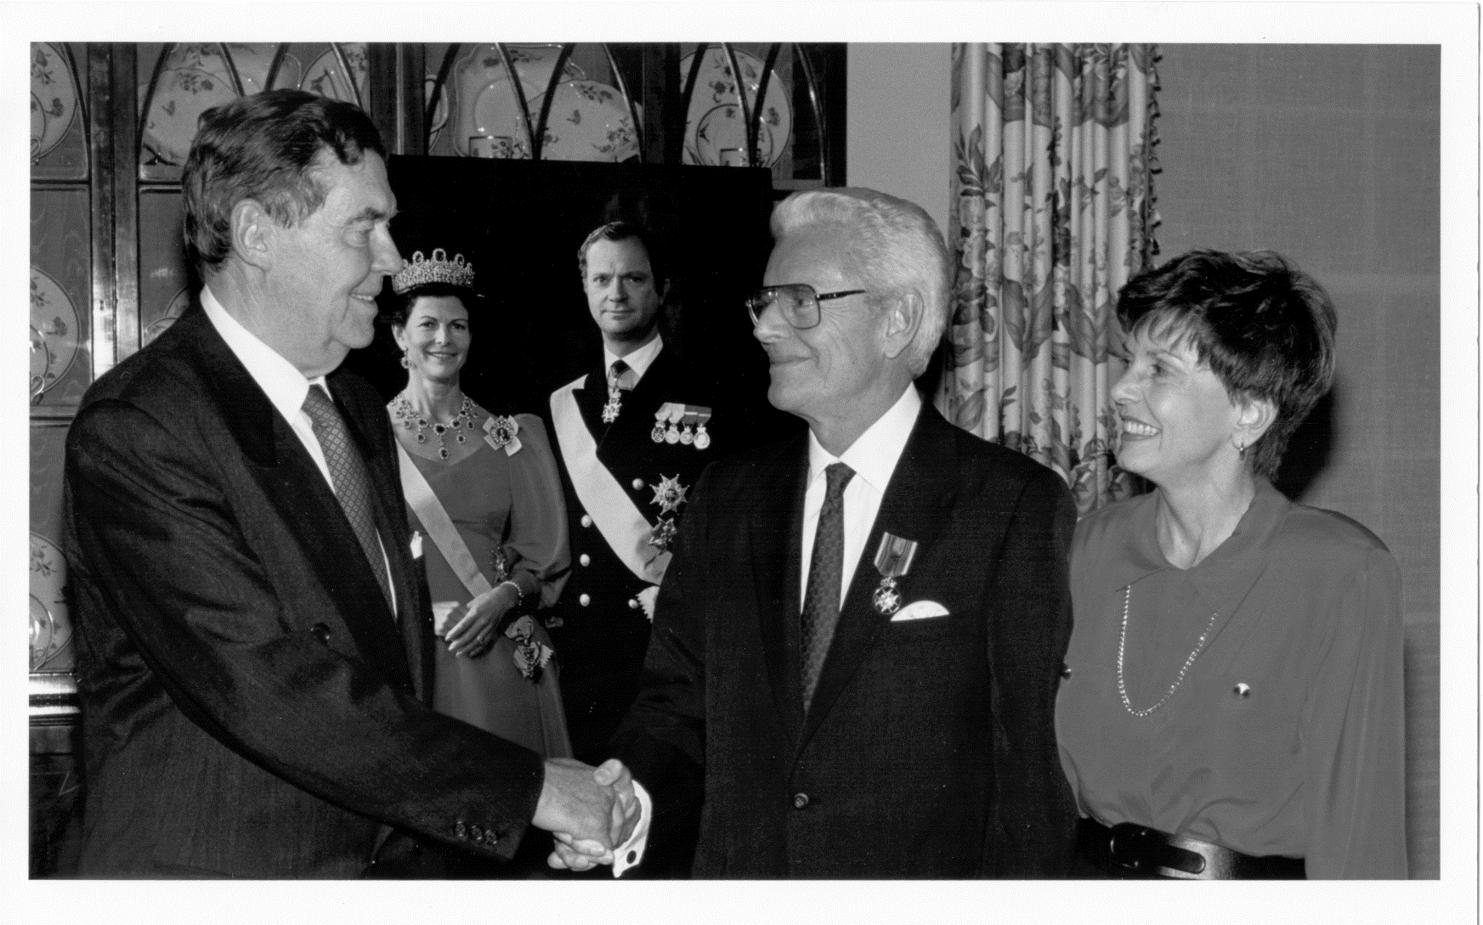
[871, 532, 919, 615]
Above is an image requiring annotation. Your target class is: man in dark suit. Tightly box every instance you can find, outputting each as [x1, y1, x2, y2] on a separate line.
[63, 89, 633, 878]
[547, 222, 716, 771]
[560, 187, 1078, 877]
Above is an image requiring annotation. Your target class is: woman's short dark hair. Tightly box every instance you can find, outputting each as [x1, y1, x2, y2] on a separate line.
[182, 88, 386, 274]
[576, 221, 666, 286]
[1115, 249, 1338, 479]
[386, 282, 478, 328]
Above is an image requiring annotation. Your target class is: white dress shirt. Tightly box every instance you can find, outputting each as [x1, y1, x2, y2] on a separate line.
[799, 385, 922, 609]
[603, 333, 663, 388]
[201, 286, 397, 615]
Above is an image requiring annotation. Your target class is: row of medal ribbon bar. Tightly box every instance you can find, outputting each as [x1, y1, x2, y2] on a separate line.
[652, 402, 712, 449]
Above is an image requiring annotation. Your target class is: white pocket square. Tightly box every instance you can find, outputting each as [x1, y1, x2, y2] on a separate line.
[409, 531, 424, 560]
[891, 600, 950, 622]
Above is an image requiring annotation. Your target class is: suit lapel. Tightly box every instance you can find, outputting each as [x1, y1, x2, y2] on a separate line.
[799, 405, 960, 745]
[751, 436, 809, 745]
[186, 312, 413, 690]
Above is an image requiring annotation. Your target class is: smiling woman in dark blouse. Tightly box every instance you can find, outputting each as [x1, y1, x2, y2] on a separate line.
[1056, 250, 1407, 879]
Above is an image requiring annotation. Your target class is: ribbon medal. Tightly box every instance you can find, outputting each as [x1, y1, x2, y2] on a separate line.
[871, 532, 919, 615]
[652, 402, 713, 449]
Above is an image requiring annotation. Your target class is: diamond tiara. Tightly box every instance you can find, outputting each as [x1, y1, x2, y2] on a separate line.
[392, 248, 477, 294]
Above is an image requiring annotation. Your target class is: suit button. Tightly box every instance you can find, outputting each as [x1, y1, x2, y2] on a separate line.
[579, 594, 591, 607]
[791, 792, 809, 809]
[580, 514, 593, 528]
[310, 623, 332, 644]
[579, 553, 591, 567]
[631, 478, 645, 490]
[454, 820, 468, 840]
[627, 597, 640, 610]
[1060, 664, 1072, 680]
[470, 824, 485, 842]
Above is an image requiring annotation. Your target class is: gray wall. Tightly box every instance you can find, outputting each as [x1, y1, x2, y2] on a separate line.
[1155, 44, 1440, 876]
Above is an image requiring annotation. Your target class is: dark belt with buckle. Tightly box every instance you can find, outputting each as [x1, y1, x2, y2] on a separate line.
[1076, 817, 1305, 880]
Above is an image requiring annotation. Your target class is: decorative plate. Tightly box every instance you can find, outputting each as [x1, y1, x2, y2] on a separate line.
[143, 287, 192, 347]
[468, 78, 637, 162]
[141, 63, 236, 165]
[454, 43, 584, 156]
[31, 43, 78, 162]
[302, 43, 368, 104]
[30, 533, 71, 673]
[426, 74, 449, 148]
[467, 79, 538, 158]
[694, 103, 778, 167]
[30, 265, 80, 400]
[220, 43, 302, 94]
[679, 46, 791, 168]
[140, 44, 303, 166]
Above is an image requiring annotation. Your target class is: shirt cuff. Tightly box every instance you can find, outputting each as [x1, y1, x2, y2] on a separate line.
[610, 779, 652, 877]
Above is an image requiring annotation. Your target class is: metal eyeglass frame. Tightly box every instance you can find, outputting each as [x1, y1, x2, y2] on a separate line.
[745, 283, 870, 329]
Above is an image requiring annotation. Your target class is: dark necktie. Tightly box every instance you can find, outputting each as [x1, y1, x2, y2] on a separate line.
[302, 384, 394, 611]
[800, 461, 855, 709]
[610, 358, 632, 390]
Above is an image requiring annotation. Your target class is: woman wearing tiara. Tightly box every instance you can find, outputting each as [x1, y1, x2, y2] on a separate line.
[387, 248, 573, 759]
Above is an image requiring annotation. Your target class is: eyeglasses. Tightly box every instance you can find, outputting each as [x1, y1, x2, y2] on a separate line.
[745, 283, 869, 330]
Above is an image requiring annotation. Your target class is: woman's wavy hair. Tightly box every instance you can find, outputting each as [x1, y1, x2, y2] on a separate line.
[1115, 249, 1338, 479]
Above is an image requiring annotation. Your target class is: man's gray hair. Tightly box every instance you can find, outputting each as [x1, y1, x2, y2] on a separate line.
[770, 187, 950, 377]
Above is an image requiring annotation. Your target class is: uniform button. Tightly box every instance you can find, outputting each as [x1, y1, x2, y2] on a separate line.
[631, 478, 645, 491]
[579, 593, 591, 607]
[791, 792, 809, 810]
[1060, 664, 1072, 680]
[580, 514, 593, 528]
[579, 553, 591, 567]
[470, 824, 486, 842]
[454, 820, 468, 839]
[310, 623, 332, 644]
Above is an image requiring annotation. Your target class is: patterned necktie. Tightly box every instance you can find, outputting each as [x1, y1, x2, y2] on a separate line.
[301, 385, 394, 610]
[800, 461, 855, 709]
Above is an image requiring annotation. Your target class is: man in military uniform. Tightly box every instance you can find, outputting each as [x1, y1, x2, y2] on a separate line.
[547, 221, 715, 768]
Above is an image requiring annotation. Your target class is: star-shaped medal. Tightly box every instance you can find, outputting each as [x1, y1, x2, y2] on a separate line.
[650, 474, 689, 514]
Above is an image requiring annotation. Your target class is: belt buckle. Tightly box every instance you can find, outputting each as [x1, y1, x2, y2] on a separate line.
[1107, 823, 1209, 878]
[1106, 822, 1155, 873]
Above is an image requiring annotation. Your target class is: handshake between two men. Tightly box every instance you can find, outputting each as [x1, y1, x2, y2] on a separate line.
[536, 757, 647, 873]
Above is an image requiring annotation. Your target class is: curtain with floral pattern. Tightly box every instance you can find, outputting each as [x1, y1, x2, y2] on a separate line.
[940, 44, 1160, 514]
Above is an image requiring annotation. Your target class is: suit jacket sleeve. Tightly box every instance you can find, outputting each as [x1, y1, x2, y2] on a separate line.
[983, 464, 1078, 876]
[66, 396, 546, 859]
[608, 463, 715, 866]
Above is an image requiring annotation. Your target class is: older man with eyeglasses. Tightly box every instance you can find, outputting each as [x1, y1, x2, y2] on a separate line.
[558, 186, 1080, 878]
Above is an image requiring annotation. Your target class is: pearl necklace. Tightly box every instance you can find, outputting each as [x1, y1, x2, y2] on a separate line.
[1116, 584, 1220, 718]
[391, 392, 477, 460]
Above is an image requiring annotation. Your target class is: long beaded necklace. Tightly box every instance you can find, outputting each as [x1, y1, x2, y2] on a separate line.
[390, 392, 477, 460]
[1115, 584, 1221, 718]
